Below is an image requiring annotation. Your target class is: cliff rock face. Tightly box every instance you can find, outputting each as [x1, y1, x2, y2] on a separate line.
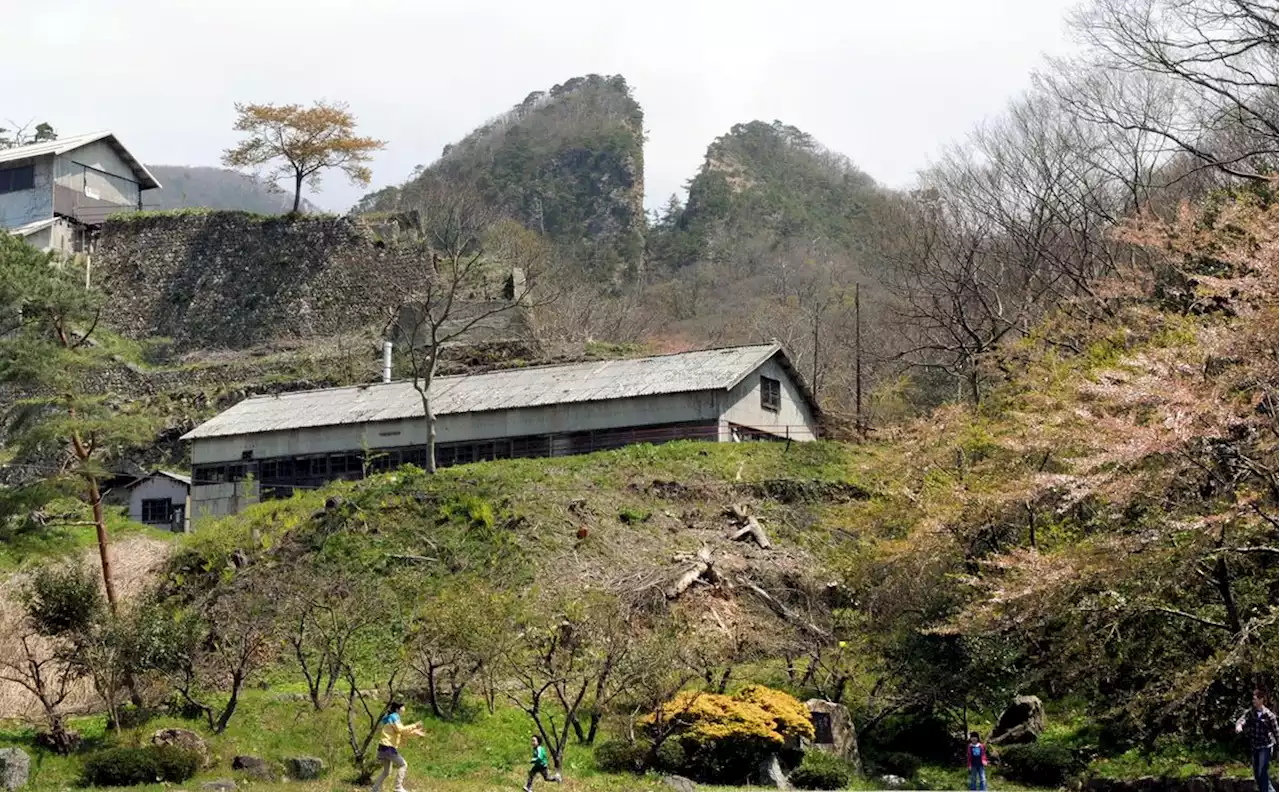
[361, 74, 645, 281]
[94, 212, 437, 349]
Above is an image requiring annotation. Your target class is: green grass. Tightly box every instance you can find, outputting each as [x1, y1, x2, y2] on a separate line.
[0, 502, 174, 571]
[0, 692, 773, 792]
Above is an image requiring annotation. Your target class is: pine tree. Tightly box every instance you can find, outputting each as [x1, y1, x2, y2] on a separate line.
[0, 233, 160, 612]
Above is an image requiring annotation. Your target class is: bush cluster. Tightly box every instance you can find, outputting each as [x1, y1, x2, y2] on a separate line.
[83, 746, 199, 786]
[593, 740, 644, 773]
[789, 750, 853, 789]
[593, 738, 685, 774]
[870, 750, 922, 779]
[998, 743, 1075, 787]
[640, 684, 814, 783]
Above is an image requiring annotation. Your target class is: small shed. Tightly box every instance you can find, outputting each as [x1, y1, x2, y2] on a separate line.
[123, 470, 191, 532]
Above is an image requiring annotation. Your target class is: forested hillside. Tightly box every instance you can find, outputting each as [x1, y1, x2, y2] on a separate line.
[358, 74, 646, 280]
[618, 120, 890, 426]
[647, 120, 882, 269]
[145, 166, 321, 214]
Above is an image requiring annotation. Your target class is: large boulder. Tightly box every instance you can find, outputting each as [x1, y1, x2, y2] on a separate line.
[803, 699, 861, 773]
[991, 695, 1046, 745]
[200, 780, 236, 792]
[662, 776, 697, 792]
[285, 757, 325, 780]
[756, 754, 790, 789]
[0, 748, 30, 792]
[152, 727, 212, 768]
[231, 756, 276, 781]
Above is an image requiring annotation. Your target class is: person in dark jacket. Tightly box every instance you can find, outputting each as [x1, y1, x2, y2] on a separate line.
[966, 730, 990, 790]
[1236, 688, 1279, 792]
[523, 735, 561, 791]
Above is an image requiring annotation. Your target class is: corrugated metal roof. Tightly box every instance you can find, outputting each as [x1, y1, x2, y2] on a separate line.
[0, 131, 161, 190]
[183, 344, 785, 441]
[125, 469, 191, 488]
[11, 218, 57, 236]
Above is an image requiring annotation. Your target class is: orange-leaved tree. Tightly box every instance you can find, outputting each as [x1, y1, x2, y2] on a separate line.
[222, 101, 385, 214]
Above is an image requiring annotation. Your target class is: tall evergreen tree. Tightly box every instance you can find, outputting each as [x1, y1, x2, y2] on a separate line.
[0, 233, 160, 611]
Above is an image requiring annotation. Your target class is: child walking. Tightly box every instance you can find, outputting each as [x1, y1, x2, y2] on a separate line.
[523, 735, 561, 791]
[967, 731, 990, 791]
[371, 702, 424, 792]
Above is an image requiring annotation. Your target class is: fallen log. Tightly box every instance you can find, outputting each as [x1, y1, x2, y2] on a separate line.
[665, 547, 716, 599]
[740, 579, 830, 639]
[727, 516, 771, 549]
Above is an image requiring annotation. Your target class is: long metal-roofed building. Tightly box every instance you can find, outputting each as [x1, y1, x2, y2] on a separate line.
[182, 343, 820, 519]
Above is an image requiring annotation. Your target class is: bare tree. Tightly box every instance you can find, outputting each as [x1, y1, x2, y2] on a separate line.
[503, 597, 618, 774]
[876, 86, 1144, 402]
[406, 583, 517, 720]
[1040, 68, 1189, 212]
[0, 120, 56, 149]
[385, 181, 549, 472]
[1053, 0, 1278, 182]
[0, 632, 81, 753]
[344, 663, 405, 781]
[283, 570, 386, 710]
[877, 186, 1024, 405]
[160, 578, 280, 734]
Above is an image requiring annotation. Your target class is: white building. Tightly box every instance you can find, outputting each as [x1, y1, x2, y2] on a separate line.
[0, 131, 160, 253]
[182, 344, 820, 520]
[122, 470, 191, 532]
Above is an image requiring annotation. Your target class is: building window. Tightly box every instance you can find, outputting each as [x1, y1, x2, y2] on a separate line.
[760, 376, 781, 412]
[731, 424, 782, 442]
[0, 165, 34, 194]
[140, 498, 172, 525]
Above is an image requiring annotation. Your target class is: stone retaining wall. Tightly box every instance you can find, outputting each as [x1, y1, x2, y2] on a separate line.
[93, 212, 482, 350]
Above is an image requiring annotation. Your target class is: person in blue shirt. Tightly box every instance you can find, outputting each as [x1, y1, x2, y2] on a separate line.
[523, 735, 561, 791]
[371, 702, 423, 792]
[967, 731, 990, 791]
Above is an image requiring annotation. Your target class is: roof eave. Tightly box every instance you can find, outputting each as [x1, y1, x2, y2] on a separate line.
[101, 133, 161, 190]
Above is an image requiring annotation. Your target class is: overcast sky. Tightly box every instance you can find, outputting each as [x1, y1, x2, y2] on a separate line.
[4, 0, 1079, 213]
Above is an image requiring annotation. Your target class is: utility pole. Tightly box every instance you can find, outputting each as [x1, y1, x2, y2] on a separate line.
[854, 282, 863, 440]
[812, 306, 820, 400]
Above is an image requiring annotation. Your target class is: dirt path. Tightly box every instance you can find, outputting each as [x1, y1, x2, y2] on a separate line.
[0, 533, 172, 720]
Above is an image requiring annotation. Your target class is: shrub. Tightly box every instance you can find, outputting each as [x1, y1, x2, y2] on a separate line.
[594, 739, 644, 773]
[860, 711, 955, 763]
[999, 743, 1075, 787]
[640, 685, 814, 784]
[653, 739, 685, 773]
[871, 751, 922, 779]
[790, 751, 853, 790]
[83, 746, 199, 786]
[618, 507, 650, 524]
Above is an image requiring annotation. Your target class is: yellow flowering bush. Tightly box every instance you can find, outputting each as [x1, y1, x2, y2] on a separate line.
[640, 685, 813, 783]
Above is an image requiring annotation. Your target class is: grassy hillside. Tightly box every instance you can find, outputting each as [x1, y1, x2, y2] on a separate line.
[819, 184, 1278, 759]
[0, 187, 1273, 791]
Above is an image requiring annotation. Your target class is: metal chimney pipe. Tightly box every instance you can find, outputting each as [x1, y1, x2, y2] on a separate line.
[382, 340, 393, 383]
